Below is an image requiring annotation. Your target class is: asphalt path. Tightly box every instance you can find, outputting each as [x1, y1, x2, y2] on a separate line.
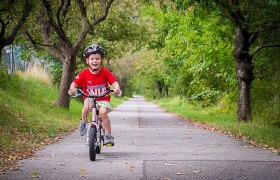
[1, 96, 280, 180]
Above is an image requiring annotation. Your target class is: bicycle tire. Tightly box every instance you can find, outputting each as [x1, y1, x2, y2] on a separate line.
[89, 127, 97, 161]
[96, 127, 102, 154]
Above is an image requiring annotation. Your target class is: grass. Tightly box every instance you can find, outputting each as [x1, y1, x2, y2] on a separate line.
[0, 65, 128, 171]
[151, 97, 280, 153]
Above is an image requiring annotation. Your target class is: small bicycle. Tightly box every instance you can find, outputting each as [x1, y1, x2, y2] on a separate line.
[69, 88, 114, 161]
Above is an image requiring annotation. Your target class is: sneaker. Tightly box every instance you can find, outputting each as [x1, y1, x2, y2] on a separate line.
[104, 135, 114, 145]
[79, 121, 87, 136]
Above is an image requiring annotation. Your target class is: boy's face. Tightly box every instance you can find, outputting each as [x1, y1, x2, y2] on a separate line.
[86, 53, 102, 70]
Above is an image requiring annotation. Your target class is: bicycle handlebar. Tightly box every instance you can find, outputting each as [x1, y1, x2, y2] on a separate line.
[69, 88, 114, 100]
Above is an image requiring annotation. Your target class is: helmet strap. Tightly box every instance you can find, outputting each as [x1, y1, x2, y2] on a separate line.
[89, 66, 100, 73]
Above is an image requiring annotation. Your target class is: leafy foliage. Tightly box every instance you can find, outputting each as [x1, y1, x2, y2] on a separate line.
[133, 3, 236, 105]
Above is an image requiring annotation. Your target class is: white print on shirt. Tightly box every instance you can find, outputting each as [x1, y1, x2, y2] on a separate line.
[86, 83, 107, 96]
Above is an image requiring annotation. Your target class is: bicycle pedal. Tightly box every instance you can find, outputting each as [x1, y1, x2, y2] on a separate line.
[104, 143, 114, 146]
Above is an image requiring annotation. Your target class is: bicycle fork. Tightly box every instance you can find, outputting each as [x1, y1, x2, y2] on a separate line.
[86, 122, 101, 145]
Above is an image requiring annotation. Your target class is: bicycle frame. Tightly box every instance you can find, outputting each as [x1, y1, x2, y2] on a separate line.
[86, 98, 103, 146]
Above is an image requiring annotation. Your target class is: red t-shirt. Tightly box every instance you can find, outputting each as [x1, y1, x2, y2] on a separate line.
[73, 67, 117, 102]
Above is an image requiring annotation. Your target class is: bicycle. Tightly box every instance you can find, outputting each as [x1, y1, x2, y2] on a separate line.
[69, 88, 114, 161]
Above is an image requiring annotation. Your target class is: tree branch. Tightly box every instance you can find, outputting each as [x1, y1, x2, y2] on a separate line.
[74, 28, 89, 53]
[250, 25, 280, 34]
[255, 71, 279, 80]
[252, 44, 280, 57]
[214, 0, 250, 26]
[26, 30, 65, 61]
[76, 0, 93, 32]
[5, 0, 32, 45]
[25, 30, 51, 49]
[76, 0, 87, 17]
[93, 0, 114, 25]
[37, 17, 52, 43]
[61, 0, 71, 18]
[0, 18, 7, 41]
[57, 0, 71, 30]
[76, 0, 114, 34]
[249, 31, 258, 46]
[41, 0, 71, 44]
[57, 0, 64, 29]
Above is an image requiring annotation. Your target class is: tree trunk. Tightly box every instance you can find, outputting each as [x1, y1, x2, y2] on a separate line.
[157, 81, 163, 98]
[234, 27, 254, 122]
[119, 77, 127, 97]
[164, 85, 169, 98]
[0, 47, 3, 65]
[55, 56, 76, 108]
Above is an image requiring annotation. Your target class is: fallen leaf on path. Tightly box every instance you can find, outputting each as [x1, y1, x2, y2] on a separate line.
[31, 171, 39, 178]
[80, 168, 87, 172]
[125, 162, 136, 170]
[192, 170, 202, 174]
[8, 155, 17, 161]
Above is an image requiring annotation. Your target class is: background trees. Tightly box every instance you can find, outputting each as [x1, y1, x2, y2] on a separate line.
[1, 0, 279, 125]
[134, 2, 235, 103]
[131, 0, 279, 125]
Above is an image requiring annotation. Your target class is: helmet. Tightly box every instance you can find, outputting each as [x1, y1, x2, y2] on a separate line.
[83, 44, 105, 58]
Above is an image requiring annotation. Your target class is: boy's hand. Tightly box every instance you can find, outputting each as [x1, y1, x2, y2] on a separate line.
[113, 88, 122, 97]
[68, 88, 77, 95]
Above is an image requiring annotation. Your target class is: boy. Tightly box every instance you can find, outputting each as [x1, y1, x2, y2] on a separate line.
[69, 44, 121, 145]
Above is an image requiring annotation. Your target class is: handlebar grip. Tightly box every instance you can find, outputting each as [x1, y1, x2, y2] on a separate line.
[76, 89, 82, 95]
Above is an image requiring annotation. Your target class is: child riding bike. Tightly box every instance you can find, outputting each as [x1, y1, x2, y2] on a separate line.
[68, 44, 121, 145]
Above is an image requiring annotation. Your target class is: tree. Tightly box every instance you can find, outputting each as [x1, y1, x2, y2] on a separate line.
[25, 0, 114, 108]
[0, 0, 31, 63]
[213, 0, 280, 121]
[172, 0, 280, 121]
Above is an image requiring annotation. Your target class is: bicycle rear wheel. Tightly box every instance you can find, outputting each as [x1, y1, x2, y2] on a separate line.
[89, 127, 97, 161]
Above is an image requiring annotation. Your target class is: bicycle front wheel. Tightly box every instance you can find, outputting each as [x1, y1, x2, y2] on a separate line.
[89, 127, 97, 161]
[96, 127, 102, 154]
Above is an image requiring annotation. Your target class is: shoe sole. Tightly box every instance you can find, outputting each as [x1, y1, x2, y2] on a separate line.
[80, 131, 87, 136]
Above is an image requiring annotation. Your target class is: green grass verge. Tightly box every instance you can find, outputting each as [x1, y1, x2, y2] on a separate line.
[0, 70, 128, 170]
[151, 97, 280, 152]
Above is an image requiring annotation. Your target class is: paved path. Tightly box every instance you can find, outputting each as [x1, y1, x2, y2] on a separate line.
[1, 96, 280, 180]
